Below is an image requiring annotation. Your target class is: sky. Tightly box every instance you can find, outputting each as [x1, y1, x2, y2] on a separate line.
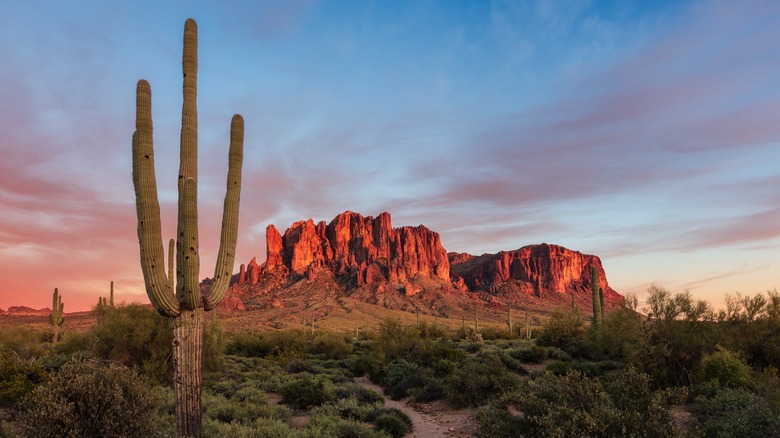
[1, 0, 778, 313]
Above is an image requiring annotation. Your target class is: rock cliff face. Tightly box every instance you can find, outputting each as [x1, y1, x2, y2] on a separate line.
[449, 243, 621, 304]
[256, 211, 449, 286]
[223, 211, 622, 313]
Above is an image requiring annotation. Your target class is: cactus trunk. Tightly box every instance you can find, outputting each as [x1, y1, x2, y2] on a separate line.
[132, 18, 243, 438]
[507, 303, 512, 334]
[172, 308, 204, 437]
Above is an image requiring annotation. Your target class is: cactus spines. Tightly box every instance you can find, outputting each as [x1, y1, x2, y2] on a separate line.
[132, 18, 244, 438]
[592, 266, 602, 328]
[50, 288, 64, 346]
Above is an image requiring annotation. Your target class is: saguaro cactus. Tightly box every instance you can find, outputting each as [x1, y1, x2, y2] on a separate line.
[132, 18, 243, 437]
[591, 266, 602, 328]
[50, 288, 64, 346]
[507, 302, 513, 334]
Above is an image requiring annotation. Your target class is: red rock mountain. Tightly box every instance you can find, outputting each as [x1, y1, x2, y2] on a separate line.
[220, 211, 622, 314]
[241, 211, 449, 287]
[449, 244, 622, 304]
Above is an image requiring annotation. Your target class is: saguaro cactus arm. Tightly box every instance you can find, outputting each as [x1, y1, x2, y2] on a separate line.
[133, 80, 182, 318]
[204, 115, 243, 310]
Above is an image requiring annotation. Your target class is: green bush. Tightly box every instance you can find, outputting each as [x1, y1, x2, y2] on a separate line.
[279, 376, 334, 409]
[373, 407, 413, 437]
[536, 309, 589, 358]
[306, 413, 389, 438]
[444, 356, 522, 407]
[310, 332, 353, 360]
[382, 359, 423, 399]
[510, 345, 549, 363]
[0, 327, 48, 359]
[91, 303, 172, 383]
[697, 346, 753, 388]
[0, 351, 47, 407]
[487, 370, 685, 437]
[16, 359, 162, 438]
[693, 385, 780, 437]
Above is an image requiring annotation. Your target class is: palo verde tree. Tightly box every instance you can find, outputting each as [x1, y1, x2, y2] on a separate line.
[132, 18, 244, 437]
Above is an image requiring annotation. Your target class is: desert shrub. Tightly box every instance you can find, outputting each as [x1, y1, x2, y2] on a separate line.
[697, 346, 753, 388]
[411, 378, 445, 402]
[545, 360, 619, 377]
[509, 345, 549, 363]
[53, 330, 93, 356]
[90, 303, 172, 383]
[372, 407, 413, 437]
[225, 330, 306, 361]
[499, 350, 526, 373]
[334, 381, 384, 404]
[0, 351, 47, 407]
[326, 395, 381, 422]
[349, 350, 386, 381]
[310, 332, 353, 360]
[474, 403, 526, 437]
[536, 309, 589, 358]
[417, 320, 448, 339]
[693, 384, 780, 437]
[432, 359, 456, 378]
[16, 359, 162, 438]
[279, 376, 334, 409]
[203, 417, 299, 438]
[545, 346, 572, 362]
[598, 306, 643, 361]
[0, 327, 48, 359]
[287, 359, 324, 374]
[306, 413, 389, 438]
[638, 286, 717, 387]
[382, 359, 423, 399]
[489, 370, 685, 437]
[444, 355, 522, 407]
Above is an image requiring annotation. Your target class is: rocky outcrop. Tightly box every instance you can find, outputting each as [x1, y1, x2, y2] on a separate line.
[5, 306, 50, 316]
[256, 211, 450, 286]
[449, 243, 622, 304]
[218, 283, 246, 312]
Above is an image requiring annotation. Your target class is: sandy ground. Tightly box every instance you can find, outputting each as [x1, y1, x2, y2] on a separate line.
[354, 377, 477, 438]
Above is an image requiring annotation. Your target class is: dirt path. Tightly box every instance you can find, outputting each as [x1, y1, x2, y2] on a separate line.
[354, 377, 476, 438]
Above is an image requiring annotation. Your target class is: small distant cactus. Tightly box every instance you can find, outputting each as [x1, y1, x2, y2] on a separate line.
[50, 288, 64, 346]
[95, 282, 115, 326]
[592, 266, 602, 328]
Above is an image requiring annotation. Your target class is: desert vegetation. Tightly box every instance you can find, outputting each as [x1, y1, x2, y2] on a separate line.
[1, 286, 779, 437]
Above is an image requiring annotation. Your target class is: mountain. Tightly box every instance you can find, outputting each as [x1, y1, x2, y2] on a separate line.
[3, 306, 50, 316]
[214, 211, 623, 321]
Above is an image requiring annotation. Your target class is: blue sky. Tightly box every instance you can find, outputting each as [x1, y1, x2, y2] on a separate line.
[1, 0, 778, 311]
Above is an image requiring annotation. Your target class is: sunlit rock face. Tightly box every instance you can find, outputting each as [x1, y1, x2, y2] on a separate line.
[449, 243, 622, 304]
[257, 211, 450, 285]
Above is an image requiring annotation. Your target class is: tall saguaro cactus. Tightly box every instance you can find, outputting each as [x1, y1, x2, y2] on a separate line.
[50, 288, 64, 347]
[591, 266, 602, 328]
[132, 18, 243, 438]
